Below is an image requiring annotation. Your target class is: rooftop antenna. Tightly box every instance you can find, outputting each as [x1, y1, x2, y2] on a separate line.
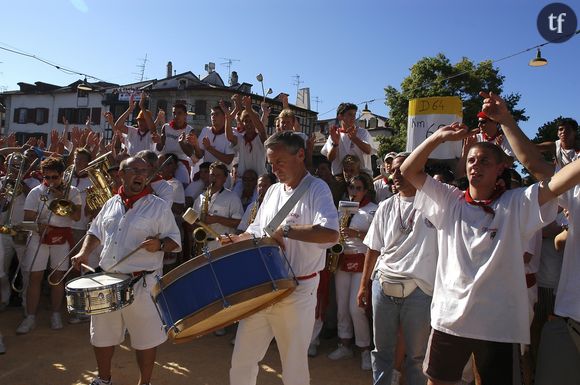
[134, 54, 148, 82]
[219, 57, 240, 84]
[292, 74, 303, 100]
[313, 96, 323, 112]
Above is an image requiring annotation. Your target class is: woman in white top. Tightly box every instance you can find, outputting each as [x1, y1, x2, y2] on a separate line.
[328, 174, 377, 371]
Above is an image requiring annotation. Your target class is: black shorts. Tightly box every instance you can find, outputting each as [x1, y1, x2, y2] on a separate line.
[423, 329, 513, 384]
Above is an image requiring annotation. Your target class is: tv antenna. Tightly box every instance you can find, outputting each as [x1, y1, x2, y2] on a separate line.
[134, 54, 148, 82]
[220, 57, 240, 84]
[292, 74, 303, 98]
[313, 96, 323, 112]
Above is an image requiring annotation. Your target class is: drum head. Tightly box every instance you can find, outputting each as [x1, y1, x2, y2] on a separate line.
[66, 273, 130, 290]
[170, 279, 296, 343]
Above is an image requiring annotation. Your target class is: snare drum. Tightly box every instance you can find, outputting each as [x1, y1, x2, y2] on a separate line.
[152, 237, 297, 342]
[66, 273, 134, 316]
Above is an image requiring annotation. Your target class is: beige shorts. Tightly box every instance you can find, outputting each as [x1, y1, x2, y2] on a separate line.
[90, 274, 167, 350]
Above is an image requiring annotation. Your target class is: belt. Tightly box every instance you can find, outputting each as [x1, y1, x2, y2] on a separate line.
[296, 272, 318, 281]
[526, 273, 537, 288]
[131, 270, 155, 278]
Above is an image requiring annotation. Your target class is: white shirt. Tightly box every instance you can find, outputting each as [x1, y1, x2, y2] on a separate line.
[536, 211, 565, 289]
[150, 179, 174, 205]
[415, 176, 557, 344]
[476, 132, 514, 158]
[364, 194, 438, 295]
[343, 202, 377, 255]
[555, 139, 579, 168]
[246, 174, 339, 276]
[88, 194, 181, 274]
[1, 176, 40, 225]
[233, 131, 267, 176]
[555, 184, 580, 322]
[185, 179, 206, 200]
[125, 125, 154, 156]
[238, 199, 259, 233]
[24, 184, 82, 228]
[161, 123, 193, 160]
[166, 177, 185, 205]
[198, 126, 235, 165]
[373, 178, 393, 203]
[320, 127, 374, 175]
[70, 176, 93, 230]
[193, 188, 244, 238]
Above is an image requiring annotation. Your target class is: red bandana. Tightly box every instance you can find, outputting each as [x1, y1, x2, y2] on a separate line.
[359, 196, 372, 208]
[244, 132, 257, 152]
[464, 186, 505, 217]
[169, 120, 187, 130]
[118, 185, 152, 209]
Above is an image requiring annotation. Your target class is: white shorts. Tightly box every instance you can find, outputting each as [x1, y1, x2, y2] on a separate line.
[90, 273, 167, 350]
[23, 234, 70, 272]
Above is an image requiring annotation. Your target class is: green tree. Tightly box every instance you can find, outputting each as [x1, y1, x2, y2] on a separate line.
[379, 53, 528, 156]
[531, 116, 563, 143]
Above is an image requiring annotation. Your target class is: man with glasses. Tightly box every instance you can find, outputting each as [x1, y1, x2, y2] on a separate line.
[16, 157, 82, 334]
[71, 156, 181, 385]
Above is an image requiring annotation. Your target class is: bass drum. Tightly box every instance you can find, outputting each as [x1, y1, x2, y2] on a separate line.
[152, 237, 296, 343]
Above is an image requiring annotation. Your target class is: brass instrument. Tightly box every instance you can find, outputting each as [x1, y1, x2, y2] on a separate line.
[0, 153, 26, 235]
[247, 191, 264, 226]
[326, 201, 359, 273]
[81, 151, 114, 211]
[192, 184, 217, 243]
[47, 165, 76, 216]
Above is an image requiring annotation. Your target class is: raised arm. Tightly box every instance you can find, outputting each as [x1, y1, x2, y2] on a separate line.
[113, 94, 136, 135]
[480, 91, 554, 180]
[242, 96, 267, 142]
[538, 159, 580, 206]
[401, 122, 470, 189]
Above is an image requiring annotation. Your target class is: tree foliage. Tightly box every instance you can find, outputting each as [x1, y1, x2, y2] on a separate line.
[531, 116, 563, 143]
[378, 53, 528, 156]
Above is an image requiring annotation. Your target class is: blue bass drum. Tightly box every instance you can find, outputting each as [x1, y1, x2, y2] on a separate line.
[152, 237, 297, 342]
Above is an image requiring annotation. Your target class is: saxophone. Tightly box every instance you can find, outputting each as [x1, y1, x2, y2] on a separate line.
[247, 190, 264, 225]
[193, 184, 220, 244]
[326, 212, 350, 273]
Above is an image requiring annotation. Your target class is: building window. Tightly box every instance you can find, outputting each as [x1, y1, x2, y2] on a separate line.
[91, 108, 102, 125]
[194, 100, 207, 116]
[35, 108, 49, 125]
[17, 108, 27, 124]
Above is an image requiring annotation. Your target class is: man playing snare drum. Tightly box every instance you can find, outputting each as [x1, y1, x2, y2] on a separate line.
[72, 157, 181, 385]
[223, 131, 339, 385]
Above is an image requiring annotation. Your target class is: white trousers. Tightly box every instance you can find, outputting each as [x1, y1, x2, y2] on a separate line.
[335, 269, 371, 347]
[230, 276, 318, 385]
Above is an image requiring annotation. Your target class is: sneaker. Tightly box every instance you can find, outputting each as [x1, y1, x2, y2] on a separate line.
[214, 328, 227, 336]
[0, 336, 5, 354]
[361, 350, 372, 371]
[308, 343, 318, 357]
[16, 315, 35, 335]
[390, 369, 402, 385]
[328, 344, 354, 360]
[50, 312, 63, 330]
[89, 377, 112, 385]
[68, 314, 90, 324]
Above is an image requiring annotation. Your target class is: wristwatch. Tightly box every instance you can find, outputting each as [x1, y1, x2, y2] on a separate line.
[158, 239, 165, 252]
[282, 224, 291, 238]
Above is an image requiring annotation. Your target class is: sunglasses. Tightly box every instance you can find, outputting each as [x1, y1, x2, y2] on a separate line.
[477, 120, 488, 125]
[347, 185, 364, 192]
[42, 175, 60, 180]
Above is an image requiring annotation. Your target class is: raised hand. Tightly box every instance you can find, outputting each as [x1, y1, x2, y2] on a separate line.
[329, 125, 340, 144]
[435, 122, 470, 143]
[104, 111, 114, 126]
[480, 91, 511, 124]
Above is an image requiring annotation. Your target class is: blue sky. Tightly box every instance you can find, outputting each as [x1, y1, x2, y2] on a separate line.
[0, 0, 578, 139]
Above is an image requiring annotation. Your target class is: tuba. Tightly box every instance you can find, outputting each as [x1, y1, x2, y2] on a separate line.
[47, 165, 76, 216]
[81, 151, 114, 211]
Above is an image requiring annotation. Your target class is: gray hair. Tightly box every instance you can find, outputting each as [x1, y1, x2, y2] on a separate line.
[264, 131, 305, 154]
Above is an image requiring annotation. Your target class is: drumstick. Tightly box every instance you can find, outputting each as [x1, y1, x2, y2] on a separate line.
[107, 233, 161, 272]
[81, 263, 96, 273]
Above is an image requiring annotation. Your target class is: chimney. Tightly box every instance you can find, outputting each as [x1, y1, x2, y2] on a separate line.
[166, 61, 173, 78]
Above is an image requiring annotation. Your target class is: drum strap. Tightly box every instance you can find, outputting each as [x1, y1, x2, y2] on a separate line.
[129, 270, 155, 288]
[263, 175, 313, 237]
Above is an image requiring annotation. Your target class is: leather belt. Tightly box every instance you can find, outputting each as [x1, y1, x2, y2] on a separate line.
[296, 272, 318, 281]
[131, 270, 155, 278]
[526, 273, 536, 288]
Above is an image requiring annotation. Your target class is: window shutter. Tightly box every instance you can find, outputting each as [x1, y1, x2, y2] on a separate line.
[13, 108, 20, 123]
[27, 108, 36, 124]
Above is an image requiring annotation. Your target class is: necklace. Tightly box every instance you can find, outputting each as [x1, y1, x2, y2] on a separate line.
[397, 195, 415, 234]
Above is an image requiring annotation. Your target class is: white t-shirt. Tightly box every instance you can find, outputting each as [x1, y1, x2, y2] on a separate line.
[246, 174, 339, 276]
[476, 132, 514, 158]
[342, 202, 377, 255]
[364, 194, 438, 295]
[373, 178, 393, 203]
[320, 127, 374, 175]
[125, 125, 154, 156]
[555, 139, 579, 168]
[185, 179, 206, 201]
[555, 184, 580, 322]
[238, 199, 259, 233]
[536, 211, 565, 289]
[88, 194, 181, 274]
[71, 176, 93, 230]
[193, 188, 244, 238]
[198, 126, 235, 165]
[0, 176, 41, 225]
[24, 184, 82, 228]
[233, 131, 267, 176]
[415, 176, 557, 344]
[161, 123, 193, 160]
[165, 177, 185, 205]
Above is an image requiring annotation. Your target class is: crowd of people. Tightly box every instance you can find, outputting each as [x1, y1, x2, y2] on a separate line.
[0, 89, 578, 385]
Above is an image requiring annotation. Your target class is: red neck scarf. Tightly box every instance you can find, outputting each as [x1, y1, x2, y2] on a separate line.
[244, 131, 257, 152]
[464, 186, 505, 217]
[482, 129, 504, 146]
[358, 196, 372, 208]
[169, 120, 187, 130]
[118, 185, 152, 209]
